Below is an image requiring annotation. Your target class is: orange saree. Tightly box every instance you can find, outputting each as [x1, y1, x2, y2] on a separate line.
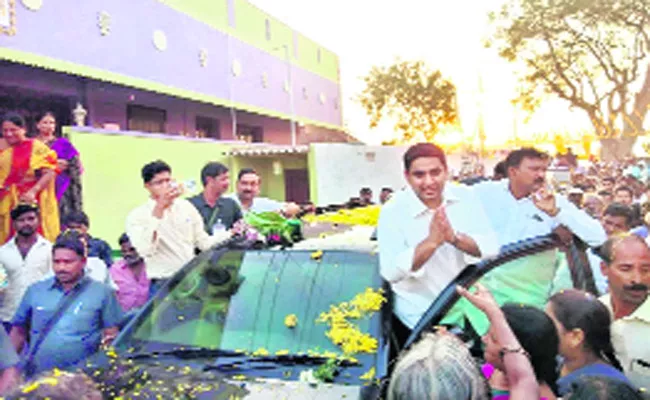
[0, 139, 60, 243]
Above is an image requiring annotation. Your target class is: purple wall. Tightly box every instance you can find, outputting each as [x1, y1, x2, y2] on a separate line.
[0, 0, 342, 128]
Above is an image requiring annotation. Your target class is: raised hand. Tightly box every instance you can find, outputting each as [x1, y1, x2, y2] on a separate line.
[429, 206, 455, 246]
[531, 185, 559, 216]
[456, 283, 500, 317]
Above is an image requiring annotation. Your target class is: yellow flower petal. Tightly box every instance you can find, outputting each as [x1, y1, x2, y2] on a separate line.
[284, 314, 298, 328]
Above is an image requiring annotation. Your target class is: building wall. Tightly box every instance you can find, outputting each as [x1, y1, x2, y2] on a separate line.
[1, 61, 307, 144]
[65, 127, 296, 244]
[0, 0, 342, 130]
[310, 144, 410, 205]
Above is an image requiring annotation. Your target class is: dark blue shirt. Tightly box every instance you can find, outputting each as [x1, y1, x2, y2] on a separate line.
[12, 276, 123, 375]
[88, 236, 113, 267]
[557, 363, 633, 395]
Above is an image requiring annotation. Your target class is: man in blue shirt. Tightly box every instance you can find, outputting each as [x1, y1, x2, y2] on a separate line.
[9, 230, 122, 377]
[0, 327, 19, 394]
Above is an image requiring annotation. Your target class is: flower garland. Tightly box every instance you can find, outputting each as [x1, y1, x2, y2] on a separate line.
[303, 206, 381, 227]
[316, 288, 386, 355]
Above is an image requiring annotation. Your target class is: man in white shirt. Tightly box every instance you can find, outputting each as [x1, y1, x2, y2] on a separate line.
[229, 168, 300, 217]
[453, 148, 607, 335]
[126, 160, 232, 283]
[473, 148, 606, 249]
[599, 235, 650, 389]
[0, 204, 52, 329]
[378, 143, 499, 347]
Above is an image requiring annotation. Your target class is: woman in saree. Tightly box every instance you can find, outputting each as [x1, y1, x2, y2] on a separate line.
[0, 113, 60, 243]
[35, 111, 83, 223]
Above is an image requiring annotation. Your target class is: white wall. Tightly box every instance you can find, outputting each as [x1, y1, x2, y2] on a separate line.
[311, 144, 409, 205]
[311, 143, 502, 205]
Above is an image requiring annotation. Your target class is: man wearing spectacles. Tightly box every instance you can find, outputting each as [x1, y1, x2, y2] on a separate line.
[126, 160, 233, 287]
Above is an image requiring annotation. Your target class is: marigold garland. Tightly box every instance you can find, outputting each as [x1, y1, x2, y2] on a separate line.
[316, 288, 386, 356]
[303, 206, 381, 227]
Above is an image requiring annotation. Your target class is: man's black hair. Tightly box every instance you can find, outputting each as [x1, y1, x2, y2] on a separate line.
[142, 160, 171, 184]
[200, 162, 229, 186]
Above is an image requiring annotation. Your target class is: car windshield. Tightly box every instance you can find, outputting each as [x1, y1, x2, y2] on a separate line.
[118, 248, 385, 364]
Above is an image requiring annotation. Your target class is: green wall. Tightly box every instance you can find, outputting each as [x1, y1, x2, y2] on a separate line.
[67, 128, 231, 246]
[67, 128, 308, 246]
[230, 155, 308, 202]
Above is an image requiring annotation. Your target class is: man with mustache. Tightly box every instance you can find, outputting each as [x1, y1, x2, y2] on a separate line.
[445, 148, 606, 335]
[9, 230, 122, 377]
[473, 148, 605, 249]
[230, 168, 300, 218]
[599, 235, 650, 388]
[109, 233, 150, 312]
[0, 204, 52, 332]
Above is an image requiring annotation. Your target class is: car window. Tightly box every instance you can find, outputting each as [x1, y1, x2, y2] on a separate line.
[126, 249, 384, 360]
[407, 235, 596, 345]
[441, 248, 561, 336]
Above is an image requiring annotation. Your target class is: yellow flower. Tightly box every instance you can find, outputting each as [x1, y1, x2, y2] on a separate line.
[252, 347, 269, 357]
[275, 349, 290, 356]
[284, 314, 298, 328]
[231, 375, 246, 381]
[360, 367, 376, 381]
[303, 206, 381, 226]
[316, 288, 385, 356]
[310, 250, 323, 260]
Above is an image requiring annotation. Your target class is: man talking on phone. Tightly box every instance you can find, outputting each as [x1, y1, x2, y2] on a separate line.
[444, 148, 606, 335]
[126, 160, 235, 289]
[472, 148, 605, 248]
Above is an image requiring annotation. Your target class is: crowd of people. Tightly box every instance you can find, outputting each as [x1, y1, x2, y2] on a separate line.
[0, 111, 312, 396]
[380, 144, 649, 399]
[1, 106, 649, 399]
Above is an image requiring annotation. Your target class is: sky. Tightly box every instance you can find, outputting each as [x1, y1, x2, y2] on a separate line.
[249, 0, 592, 146]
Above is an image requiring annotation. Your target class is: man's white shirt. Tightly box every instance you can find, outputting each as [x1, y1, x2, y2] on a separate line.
[227, 194, 284, 214]
[471, 180, 606, 248]
[378, 184, 499, 329]
[0, 235, 52, 321]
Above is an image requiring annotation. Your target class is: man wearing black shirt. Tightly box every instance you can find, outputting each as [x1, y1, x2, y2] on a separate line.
[188, 162, 242, 234]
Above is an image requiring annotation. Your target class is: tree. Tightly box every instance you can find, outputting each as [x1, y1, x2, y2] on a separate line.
[358, 60, 458, 142]
[489, 0, 650, 159]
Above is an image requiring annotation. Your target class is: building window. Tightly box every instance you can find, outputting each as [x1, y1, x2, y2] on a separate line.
[196, 116, 220, 139]
[127, 105, 166, 133]
[317, 48, 322, 64]
[237, 124, 263, 143]
[265, 19, 271, 41]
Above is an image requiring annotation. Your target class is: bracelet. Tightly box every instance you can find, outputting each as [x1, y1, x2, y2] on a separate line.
[499, 346, 530, 360]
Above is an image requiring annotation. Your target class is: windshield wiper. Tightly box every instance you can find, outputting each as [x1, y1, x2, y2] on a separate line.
[126, 347, 245, 360]
[203, 354, 359, 371]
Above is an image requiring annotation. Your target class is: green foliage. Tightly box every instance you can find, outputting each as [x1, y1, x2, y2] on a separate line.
[358, 60, 458, 142]
[244, 212, 300, 245]
[314, 359, 339, 383]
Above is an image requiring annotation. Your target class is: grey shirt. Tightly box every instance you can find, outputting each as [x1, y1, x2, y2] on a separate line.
[188, 194, 243, 233]
[0, 326, 18, 369]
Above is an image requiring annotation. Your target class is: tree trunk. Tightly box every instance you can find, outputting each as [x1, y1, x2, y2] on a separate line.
[599, 66, 650, 160]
